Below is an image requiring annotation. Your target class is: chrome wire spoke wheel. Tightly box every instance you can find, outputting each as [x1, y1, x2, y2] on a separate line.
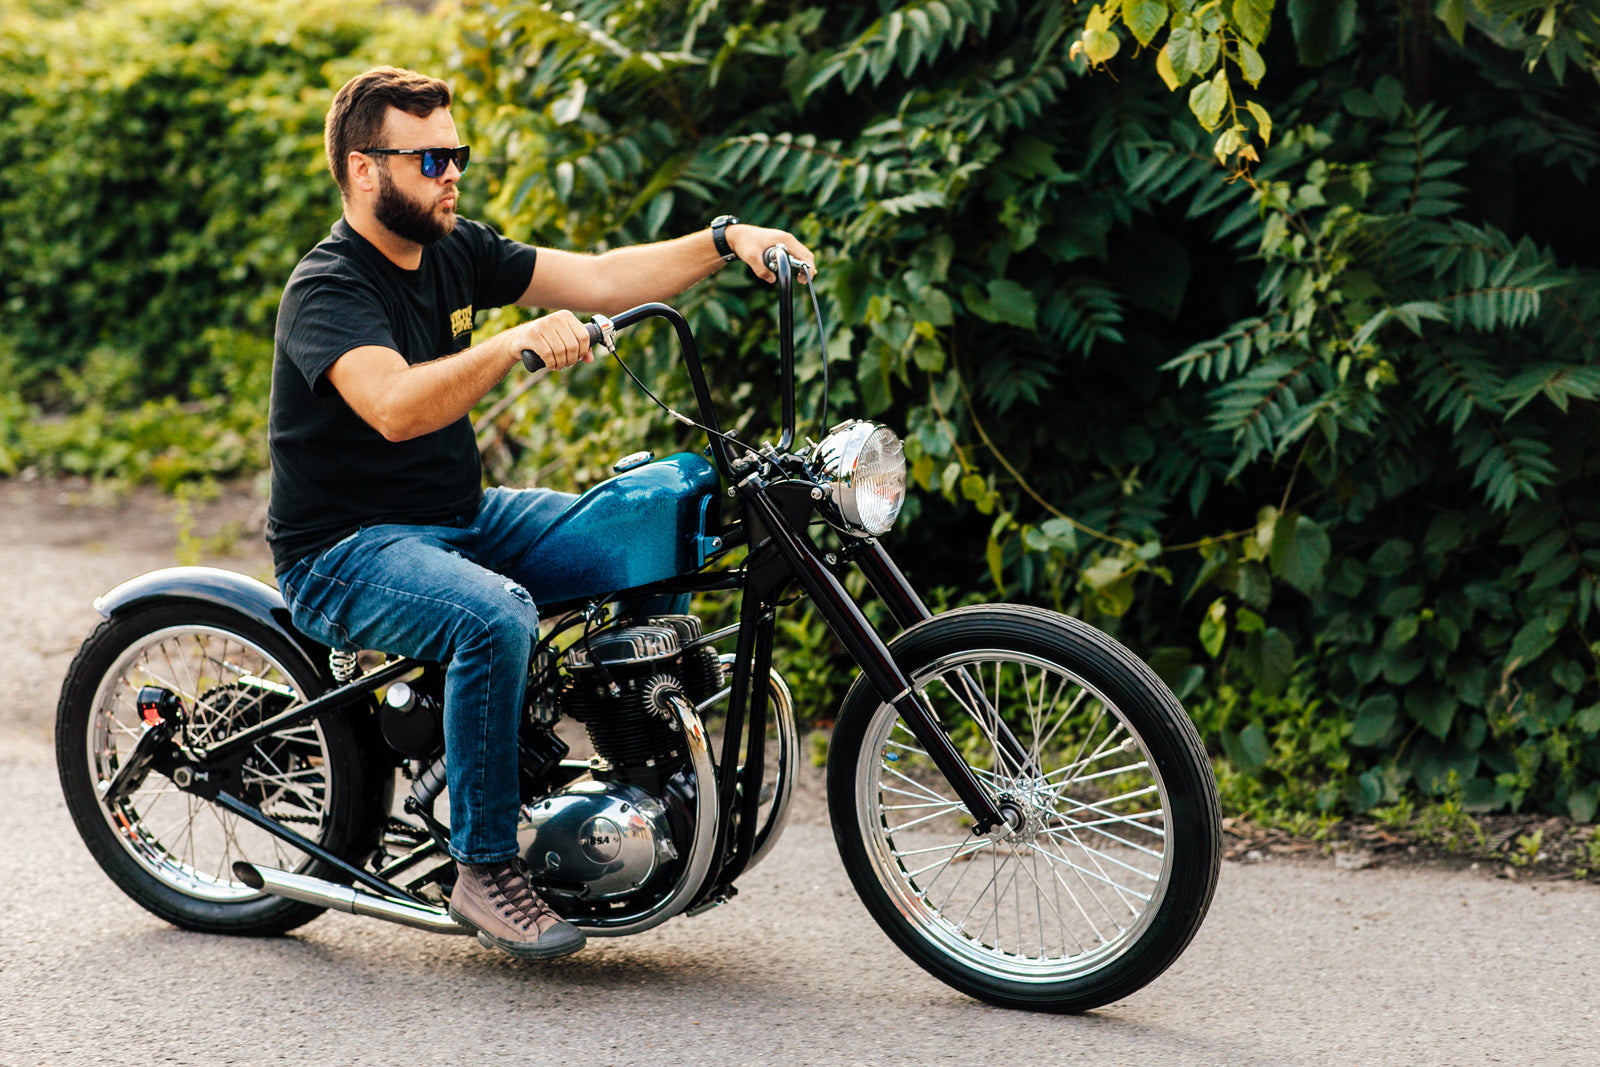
[857, 651, 1170, 982]
[829, 605, 1220, 1012]
[58, 602, 363, 935]
[86, 625, 330, 902]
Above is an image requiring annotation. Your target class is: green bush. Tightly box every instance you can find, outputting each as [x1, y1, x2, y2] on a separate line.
[453, 0, 1600, 821]
[0, 0, 444, 479]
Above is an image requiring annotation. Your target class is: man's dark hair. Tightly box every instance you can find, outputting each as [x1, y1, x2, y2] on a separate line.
[325, 67, 453, 197]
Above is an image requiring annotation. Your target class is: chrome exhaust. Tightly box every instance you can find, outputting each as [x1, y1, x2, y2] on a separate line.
[233, 862, 471, 936]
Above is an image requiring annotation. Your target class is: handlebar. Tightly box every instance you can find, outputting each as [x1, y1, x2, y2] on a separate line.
[768, 244, 798, 452]
[517, 243, 810, 480]
[519, 318, 614, 374]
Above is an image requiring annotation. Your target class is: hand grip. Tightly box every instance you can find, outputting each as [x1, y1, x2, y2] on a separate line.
[521, 321, 605, 373]
[763, 243, 814, 279]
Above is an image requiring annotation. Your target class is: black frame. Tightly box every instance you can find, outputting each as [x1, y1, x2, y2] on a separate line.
[358, 145, 471, 178]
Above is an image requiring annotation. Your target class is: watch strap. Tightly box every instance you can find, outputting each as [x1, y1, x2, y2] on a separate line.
[710, 214, 740, 262]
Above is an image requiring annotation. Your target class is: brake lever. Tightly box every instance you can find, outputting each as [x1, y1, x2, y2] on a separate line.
[762, 243, 815, 279]
[588, 313, 618, 356]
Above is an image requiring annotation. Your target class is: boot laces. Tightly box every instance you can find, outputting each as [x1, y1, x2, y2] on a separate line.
[485, 859, 557, 932]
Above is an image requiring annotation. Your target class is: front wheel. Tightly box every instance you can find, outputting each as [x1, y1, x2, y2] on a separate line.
[828, 605, 1221, 1012]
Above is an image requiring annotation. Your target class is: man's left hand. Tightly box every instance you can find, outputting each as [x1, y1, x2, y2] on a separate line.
[724, 224, 818, 285]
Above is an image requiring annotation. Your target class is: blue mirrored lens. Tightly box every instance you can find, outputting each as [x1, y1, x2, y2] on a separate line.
[421, 146, 469, 178]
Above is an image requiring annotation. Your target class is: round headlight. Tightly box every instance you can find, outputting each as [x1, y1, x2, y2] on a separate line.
[816, 420, 907, 536]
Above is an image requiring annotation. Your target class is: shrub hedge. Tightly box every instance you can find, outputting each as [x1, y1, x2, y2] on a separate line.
[0, 0, 442, 482]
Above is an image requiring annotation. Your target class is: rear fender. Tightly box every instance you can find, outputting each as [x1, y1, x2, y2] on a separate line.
[94, 566, 330, 679]
[96, 566, 400, 850]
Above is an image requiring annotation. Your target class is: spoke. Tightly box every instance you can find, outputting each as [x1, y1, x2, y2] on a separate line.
[1038, 823, 1161, 881]
[880, 763, 958, 807]
[892, 838, 981, 861]
[904, 834, 986, 883]
[1031, 839, 1105, 949]
[1050, 815, 1167, 860]
[206, 802, 238, 883]
[926, 674, 999, 774]
[1060, 783, 1159, 817]
[879, 781, 957, 806]
[246, 762, 328, 786]
[882, 800, 966, 812]
[1060, 705, 1113, 788]
[1052, 721, 1128, 790]
[1006, 843, 1077, 956]
[1058, 758, 1150, 788]
[1043, 778, 1170, 856]
[886, 805, 967, 834]
[143, 804, 199, 847]
[1029, 672, 1080, 768]
[960, 845, 1025, 944]
[177, 794, 198, 873]
[1069, 807, 1166, 834]
[1032, 833, 1152, 907]
[1032, 844, 1045, 958]
[884, 737, 929, 757]
[1047, 823, 1148, 917]
[246, 744, 328, 811]
[1024, 663, 1045, 773]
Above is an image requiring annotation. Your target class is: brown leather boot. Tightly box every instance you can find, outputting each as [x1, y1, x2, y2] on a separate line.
[448, 858, 586, 960]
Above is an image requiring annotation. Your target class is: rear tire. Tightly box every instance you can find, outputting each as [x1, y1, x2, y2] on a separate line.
[828, 604, 1221, 1012]
[56, 601, 365, 936]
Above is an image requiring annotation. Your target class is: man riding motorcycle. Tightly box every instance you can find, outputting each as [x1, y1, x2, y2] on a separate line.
[267, 65, 815, 961]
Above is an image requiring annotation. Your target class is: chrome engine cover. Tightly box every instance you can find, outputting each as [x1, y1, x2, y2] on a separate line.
[517, 780, 677, 902]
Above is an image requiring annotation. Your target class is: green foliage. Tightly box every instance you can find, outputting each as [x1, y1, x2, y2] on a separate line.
[453, 1, 1600, 824]
[1078, 0, 1600, 165]
[7, 0, 1597, 829]
[0, 0, 442, 481]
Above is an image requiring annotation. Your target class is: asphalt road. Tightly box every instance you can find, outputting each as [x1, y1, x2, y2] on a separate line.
[2, 481, 1598, 1066]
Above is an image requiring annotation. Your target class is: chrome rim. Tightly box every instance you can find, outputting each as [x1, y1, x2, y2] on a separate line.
[854, 650, 1173, 984]
[86, 625, 333, 902]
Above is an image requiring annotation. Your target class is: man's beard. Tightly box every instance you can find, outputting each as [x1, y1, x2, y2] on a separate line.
[373, 169, 456, 246]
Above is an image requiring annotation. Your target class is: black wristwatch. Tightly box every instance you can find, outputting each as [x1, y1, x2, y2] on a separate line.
[710, 214, 740, 262]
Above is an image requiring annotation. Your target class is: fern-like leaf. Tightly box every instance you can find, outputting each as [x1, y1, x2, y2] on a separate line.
[1414, 343, 1509, 432]
[1455, 420, 1558, 511]
[1499, 362, 1600, 415]
[1039, 282, 1125, 358]
[1162, 316, 1276, 385]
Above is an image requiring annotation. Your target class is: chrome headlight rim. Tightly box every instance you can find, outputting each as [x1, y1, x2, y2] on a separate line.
[815, 420, 907, 538]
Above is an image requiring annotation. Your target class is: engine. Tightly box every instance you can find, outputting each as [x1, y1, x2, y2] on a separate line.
[517, 615, 723, 906]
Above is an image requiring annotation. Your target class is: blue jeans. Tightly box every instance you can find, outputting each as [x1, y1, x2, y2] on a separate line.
[277, 486, 576, 864]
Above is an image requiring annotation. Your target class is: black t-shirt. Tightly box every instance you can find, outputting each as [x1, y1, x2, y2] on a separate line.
[266, 217, 539, 574]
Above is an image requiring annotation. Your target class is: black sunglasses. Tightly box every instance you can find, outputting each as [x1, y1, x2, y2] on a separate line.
[360, 145, 471, 178]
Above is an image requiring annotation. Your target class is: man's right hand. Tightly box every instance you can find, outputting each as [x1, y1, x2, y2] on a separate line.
[510, 309, 593, 372]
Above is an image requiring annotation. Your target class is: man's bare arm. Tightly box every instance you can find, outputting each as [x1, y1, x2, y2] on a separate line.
[325, 311, 592, 442]
[519, 223, 816, 314]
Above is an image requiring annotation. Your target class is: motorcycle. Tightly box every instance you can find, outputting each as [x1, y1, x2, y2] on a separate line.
[55, 247, 1221, 1013]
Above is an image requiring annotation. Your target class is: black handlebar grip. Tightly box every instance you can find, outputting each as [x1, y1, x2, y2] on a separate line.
[520, 322, 605, 373]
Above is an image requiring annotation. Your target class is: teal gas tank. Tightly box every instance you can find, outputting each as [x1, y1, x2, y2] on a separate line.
[523, 452, 720, 605]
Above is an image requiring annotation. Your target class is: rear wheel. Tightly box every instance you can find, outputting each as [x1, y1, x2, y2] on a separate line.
[828, 605, 1221, 1012]
[56, 601, 365, 935]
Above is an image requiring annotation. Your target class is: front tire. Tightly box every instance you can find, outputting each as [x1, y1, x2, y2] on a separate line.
[56, 601, 366, 936]
[828, 605, 1221, 1012]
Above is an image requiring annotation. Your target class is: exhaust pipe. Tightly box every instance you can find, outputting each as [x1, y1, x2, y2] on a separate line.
[233, 862, 471, 936]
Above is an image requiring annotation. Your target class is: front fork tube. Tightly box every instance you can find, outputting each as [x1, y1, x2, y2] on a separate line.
[745, 488, 1010, 835]
[854, 543, 1036, 778]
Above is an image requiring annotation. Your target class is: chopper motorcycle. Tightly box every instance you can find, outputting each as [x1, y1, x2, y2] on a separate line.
[55, 248, 1221, 1013]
